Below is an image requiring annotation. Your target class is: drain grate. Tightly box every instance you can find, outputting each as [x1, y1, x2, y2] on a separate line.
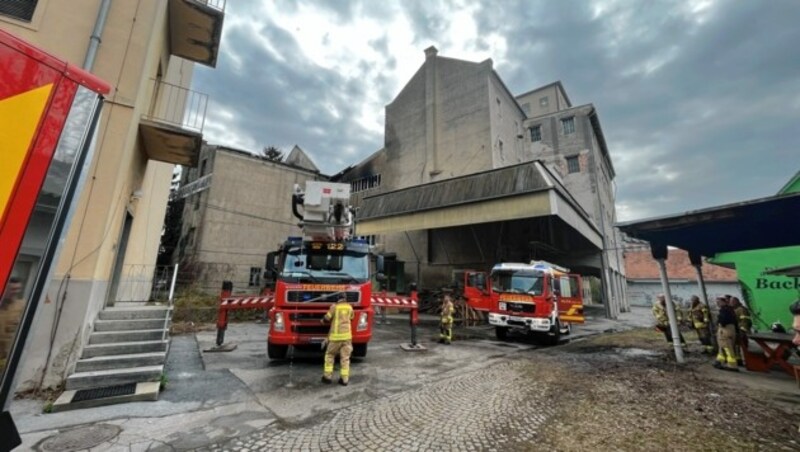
[72, 383, 137, 402]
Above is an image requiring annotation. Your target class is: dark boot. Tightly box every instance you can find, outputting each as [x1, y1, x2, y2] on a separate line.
[338, 378, 349, 386]
[321, 376, 332, 384]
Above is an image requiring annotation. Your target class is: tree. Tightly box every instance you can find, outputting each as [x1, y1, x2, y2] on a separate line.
[262, 146, 283, 161]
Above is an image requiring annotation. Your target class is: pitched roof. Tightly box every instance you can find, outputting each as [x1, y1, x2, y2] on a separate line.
[624, 247, 738, 282]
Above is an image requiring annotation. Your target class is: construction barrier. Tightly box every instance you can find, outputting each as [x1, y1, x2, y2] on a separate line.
[215, 281, 274, 346]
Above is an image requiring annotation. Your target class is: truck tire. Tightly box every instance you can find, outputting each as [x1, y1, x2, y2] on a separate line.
[495, 326, 509, 341]
[545, 319, 561, 346]
[352, 343, 368, 358]
[267, 342, 288, 360]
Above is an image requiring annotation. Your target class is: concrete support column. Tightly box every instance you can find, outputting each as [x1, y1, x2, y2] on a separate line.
[652, 244, 684, 363]
[690, 252, 717, 347]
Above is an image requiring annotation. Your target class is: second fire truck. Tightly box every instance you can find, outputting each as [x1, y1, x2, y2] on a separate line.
[463, 261, 585, 345]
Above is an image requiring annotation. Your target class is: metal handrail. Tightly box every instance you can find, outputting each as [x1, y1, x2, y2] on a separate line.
[144, 79, 209, 133]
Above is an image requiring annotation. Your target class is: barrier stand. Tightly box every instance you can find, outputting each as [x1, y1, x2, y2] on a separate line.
[372, 286, 426, 352]
[207, 280, 274, 352]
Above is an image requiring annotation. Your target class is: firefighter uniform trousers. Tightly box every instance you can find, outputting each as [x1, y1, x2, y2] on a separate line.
[734, 305, 752, 361]
[324, 340, 353, 382]
[716, 323, 738, 369]
[323, 301, 354, 383]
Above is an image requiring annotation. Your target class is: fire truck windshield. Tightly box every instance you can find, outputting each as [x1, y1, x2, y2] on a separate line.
[491, 270, 544, 295]
[282, 247, 369, 283]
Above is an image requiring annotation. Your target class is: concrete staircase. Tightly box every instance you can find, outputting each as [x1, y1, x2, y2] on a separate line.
[53, 305, 172, 412]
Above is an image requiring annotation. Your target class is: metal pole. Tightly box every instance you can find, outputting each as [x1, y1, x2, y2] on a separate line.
[83, 0, 113, 70]
[655, 258, 685, 363]
[693, 263, 717, 348]
[168, 263, 179, 304]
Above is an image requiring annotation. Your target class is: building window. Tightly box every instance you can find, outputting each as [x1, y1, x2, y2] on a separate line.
[540, 96, 549, 108]
[351, 174, 382, 194]
[200, 159, 207, 177]
[521, 103, 531, 115]
[566, 155, 580, 174]
[561, 117, 575, 135]
[0, 0, 38, 22]
[530, 125, 542, 142]
[249, 267, 261, 287]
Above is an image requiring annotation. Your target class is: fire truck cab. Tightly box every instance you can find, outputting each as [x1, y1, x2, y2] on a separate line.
[264, 181, 376, 359]
[464, 261, 584, 345]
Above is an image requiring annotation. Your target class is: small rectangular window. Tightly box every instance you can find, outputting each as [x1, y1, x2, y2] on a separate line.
[540, 96, 549, 108]
[530, 126, 542, 142]
[0, 0, 38, 22]
[200, 159, 207, 176]
[561, 117, 575, 135]
[249, 267, 261, 286]
[566, 156, 580, 174]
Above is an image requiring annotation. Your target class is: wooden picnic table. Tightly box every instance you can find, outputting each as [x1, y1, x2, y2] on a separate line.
[742, 331, 796, 376]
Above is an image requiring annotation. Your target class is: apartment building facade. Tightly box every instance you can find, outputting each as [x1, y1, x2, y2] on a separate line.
[0, 0, 224, 390]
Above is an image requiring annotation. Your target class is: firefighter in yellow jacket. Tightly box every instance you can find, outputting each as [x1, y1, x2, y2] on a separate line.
[689, 295, 713, 354]
[652, 295, 686, 346]
[731, 296, 751, 364]
[439, 294, 455, 344]
[321, 298, 354, 386]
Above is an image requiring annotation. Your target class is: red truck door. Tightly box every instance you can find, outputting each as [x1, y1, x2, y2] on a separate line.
[463, 271, 492, 311]
[557, 274, 585, 324]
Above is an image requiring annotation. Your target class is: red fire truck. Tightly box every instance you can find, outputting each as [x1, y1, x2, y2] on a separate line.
[464, 261, 585, 345]
[0, 29, 110, 448]
[264, 181, 376, 359]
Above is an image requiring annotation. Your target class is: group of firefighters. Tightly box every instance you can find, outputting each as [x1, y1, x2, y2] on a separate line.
[319, 294, 456, 386]
[652, 293, 752, 371]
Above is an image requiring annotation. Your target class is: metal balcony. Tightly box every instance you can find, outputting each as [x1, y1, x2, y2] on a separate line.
[169, 0, 226, 68]
[139, 80, 209, 167]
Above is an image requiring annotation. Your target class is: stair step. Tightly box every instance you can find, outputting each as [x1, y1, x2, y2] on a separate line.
[52, 382, 161, 412]
[89, 329, 165, 344]
[81, 340, 169, 358]
[99, 307, 172, 321]
[65, 365, 163, 391]
[94, 318, 169, 332]
[75, 352, 166, 372]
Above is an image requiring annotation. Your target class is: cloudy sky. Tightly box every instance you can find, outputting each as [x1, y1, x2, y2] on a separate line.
[193, 0, 800, 221]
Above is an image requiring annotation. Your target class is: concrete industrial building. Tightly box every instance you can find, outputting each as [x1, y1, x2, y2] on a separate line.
[1, 0, 224, 391]
[337, 47, 627, 317]
[175, 144, 323, 292]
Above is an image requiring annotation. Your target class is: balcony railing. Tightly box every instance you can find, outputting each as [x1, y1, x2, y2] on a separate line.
[197, 0, 227, 12]
[144, 79, 208, 133]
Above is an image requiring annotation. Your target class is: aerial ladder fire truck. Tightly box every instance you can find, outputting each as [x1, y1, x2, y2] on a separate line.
[214, 181, 419, 359]
[463, 260, 585, 345]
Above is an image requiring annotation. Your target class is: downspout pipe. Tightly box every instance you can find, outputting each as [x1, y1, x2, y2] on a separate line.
[83, 0, 113, 70]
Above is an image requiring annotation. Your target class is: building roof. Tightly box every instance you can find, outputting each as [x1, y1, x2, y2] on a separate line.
[515, 81, 573, 109]
[625, 248, 738, 282]
[284, 145, 319, 173]
[617, 191, 800, 257]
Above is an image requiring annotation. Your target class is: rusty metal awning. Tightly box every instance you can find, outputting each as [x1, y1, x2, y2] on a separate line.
[355, 161, 602, 248]
[617, 191, 800, 257]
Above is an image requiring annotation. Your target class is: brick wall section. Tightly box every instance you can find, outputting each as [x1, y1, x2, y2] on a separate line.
[624, 248, 738, 282]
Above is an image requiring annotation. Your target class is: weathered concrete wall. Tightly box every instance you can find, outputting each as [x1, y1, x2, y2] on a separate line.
[488, 74, 527, 168]
[179, 148, 323, 293]
[627, 281, 743, 308]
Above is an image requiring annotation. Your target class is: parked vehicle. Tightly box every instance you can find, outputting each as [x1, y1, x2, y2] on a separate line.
[463, 261, 585, 345]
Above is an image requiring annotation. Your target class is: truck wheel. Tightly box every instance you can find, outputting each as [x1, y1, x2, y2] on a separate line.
[546, 319, 561, 346]
[267, 342, 288, 360]
[352, 343, 368, 358]
[495, 326, 509, 341]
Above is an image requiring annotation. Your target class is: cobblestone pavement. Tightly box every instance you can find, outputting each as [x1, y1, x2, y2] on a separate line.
[200, 359, 551, 451]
